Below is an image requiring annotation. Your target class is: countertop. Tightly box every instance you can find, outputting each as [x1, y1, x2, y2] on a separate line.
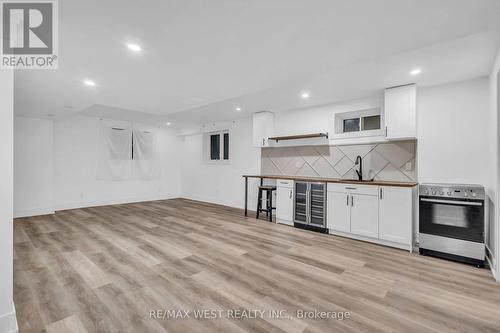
[242, 174, 417, 188]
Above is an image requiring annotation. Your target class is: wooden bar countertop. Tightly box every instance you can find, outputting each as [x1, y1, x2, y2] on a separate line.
[243, 174, 418, 188]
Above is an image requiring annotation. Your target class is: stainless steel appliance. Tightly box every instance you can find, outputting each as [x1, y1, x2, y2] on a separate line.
[419, 183, 486, 267]
[294, 182, 327, 233]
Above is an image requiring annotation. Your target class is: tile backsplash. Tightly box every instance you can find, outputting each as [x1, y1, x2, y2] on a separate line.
[261, 141, 417, 182]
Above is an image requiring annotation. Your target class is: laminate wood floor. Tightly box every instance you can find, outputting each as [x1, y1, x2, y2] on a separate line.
[14, 198, 500, 333]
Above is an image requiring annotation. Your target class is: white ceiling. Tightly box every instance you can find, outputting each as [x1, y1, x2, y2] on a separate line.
[14, 0, 500, 128]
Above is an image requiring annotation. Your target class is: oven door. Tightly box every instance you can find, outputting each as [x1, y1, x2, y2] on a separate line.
[419, 196, 484, 243]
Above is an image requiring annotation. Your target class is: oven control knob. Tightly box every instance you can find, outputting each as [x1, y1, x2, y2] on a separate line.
[431, 191, 436, 195]
[439, 191, 444, 195]
[464, 192, 468, 197]
[472, 192, 476, 197]
[447, 191, 451, 196]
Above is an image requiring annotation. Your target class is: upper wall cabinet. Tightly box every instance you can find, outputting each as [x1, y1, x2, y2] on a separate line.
[252, 111, 275, 147]
[384, 84, 417, 140]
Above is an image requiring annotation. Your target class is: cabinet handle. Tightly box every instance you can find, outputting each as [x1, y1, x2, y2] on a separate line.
[351, 195, 354, 207]
[380, 188, 383, 200]
[385, 126, 388, 137]
[262, 138, 265, 146]
[289, 189, 292, 199]
[345, 187, 357, 190]
[346, 194, 349, 206]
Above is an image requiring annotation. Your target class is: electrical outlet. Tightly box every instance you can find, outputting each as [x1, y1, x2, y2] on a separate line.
[405, 161, 412, 171]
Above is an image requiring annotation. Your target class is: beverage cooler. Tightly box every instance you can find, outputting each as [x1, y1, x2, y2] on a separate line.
[294, 182, 327, 233]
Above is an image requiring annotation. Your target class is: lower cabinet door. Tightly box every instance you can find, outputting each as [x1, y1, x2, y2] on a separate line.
[379, 186, 412, 244]
[350, 194, 379, 238]
[327, 192, 350, 232]
[276, 186, 294, 223]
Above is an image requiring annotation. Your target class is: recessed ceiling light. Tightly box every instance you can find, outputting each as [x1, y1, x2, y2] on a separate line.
[127, 43, 142, 52]
[166, 122, 171, 126]
[301, 92, 310, 99]
[83, 80, 96, 87]
[235, 107, 242, 112]
[410, 68, 422, 75]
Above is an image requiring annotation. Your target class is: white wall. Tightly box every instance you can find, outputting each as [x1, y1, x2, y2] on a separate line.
[53, 116, 181, 210]
[273, 96, 383, 137]
[14, 117, 54, 218]
[0, 71, 17, 333]
[417, 77, 489, 184]
[180, 117, 261, 210]
[489, 48, 500, 281]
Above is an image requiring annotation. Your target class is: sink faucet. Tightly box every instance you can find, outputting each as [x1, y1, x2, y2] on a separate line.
[355, 155, 362, 181]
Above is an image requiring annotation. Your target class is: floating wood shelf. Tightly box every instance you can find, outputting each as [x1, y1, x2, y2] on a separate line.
[268, 133, 329, 142]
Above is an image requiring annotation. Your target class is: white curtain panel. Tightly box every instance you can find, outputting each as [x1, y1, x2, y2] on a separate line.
[97, 119, 133, 180]
[132, 124, 160, 180]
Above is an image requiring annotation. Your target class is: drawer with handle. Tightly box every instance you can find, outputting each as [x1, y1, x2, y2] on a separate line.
[327, 183, 379, 196]
[277, 179, 294, 187]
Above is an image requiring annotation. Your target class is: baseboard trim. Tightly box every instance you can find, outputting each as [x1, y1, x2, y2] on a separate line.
[15, 195, 182, 218]
[14, 207, 54, 218]
[180, 194, 244, 210]
[54, 195, 180, 212]
[0, 305, 18, 333]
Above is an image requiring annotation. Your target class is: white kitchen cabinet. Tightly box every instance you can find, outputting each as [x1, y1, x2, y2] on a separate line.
[327, 184, 378, 236]
[252, 111, 274, 147]
[327, 183, 414, 252]
[327, 191, 350, 232]
[276, 179, 294, 225]
[379, 186, 412, 245]
[384, 84, 417, 140]
[350, 194, 379, 238]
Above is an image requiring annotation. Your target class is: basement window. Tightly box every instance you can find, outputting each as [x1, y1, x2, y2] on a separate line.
[361, 115, 381, 131]
[210, 133, 220, 160]
[343, 118, 360, 133]
[223, 133, 229, 160]
[342, 115, 380, 133]
[333, 107, 383, 140]
[208, 130, 230, 162]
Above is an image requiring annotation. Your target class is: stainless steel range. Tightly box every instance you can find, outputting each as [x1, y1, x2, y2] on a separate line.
[419, 183, 486, 267]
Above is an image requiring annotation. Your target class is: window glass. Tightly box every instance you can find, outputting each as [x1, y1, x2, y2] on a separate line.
[223, 133, 229, 160]
[361, 115, 381, 131]
[210, 134, 220, 160]
[133, 131, 154, 160]
[109, 128, 129, 160]
[343, 118, 360, 132]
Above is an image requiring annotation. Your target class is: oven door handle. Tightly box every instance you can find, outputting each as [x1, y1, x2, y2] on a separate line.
[420, 198, 483, 206]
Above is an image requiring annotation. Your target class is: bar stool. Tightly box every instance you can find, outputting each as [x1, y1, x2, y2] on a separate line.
[256, 185, 276, 222]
